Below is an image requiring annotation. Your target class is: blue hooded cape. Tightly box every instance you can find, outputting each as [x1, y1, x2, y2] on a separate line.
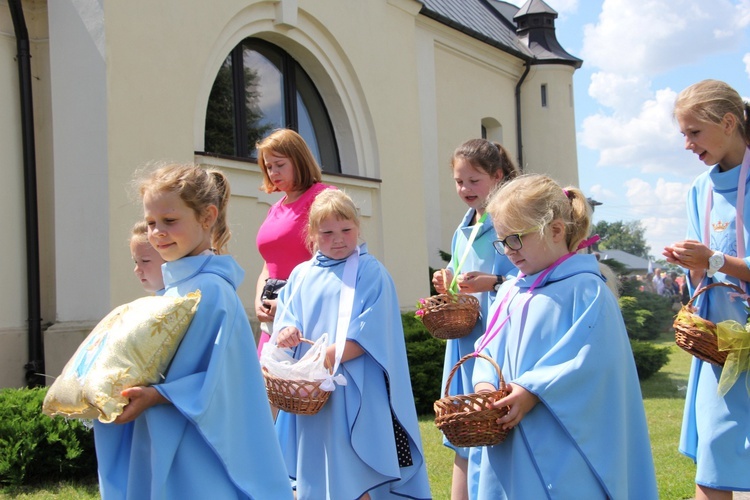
[469, 254, 657, 499]
[273, 245, 431, 499]
[94, 254, 292, 499]
[442, 208, 516, 459]
[680, 154, 750, 490]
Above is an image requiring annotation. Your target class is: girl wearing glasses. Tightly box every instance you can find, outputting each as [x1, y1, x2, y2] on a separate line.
[469, 174, 657, 499]
[430, 138, 518, 499]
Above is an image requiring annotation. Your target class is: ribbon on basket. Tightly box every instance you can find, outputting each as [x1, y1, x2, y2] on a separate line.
[715, 299, 750, 396]
[268, 248, 361, 391]
[448, 213, 488, 294]
[316, 248, 359, 391]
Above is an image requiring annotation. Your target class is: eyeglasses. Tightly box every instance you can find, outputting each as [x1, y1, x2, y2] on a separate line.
[493, 226, 541, 254]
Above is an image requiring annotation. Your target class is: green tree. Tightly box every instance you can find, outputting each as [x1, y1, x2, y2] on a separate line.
[593, 220, 650, 259]
[204, 56, 273, 157]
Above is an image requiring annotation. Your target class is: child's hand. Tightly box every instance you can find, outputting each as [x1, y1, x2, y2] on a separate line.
[493, 383, 539, 430]
[663, 240, 710, 273]
[276, 327, 302, 348]
[432, 269, 452, 294]
[457, 272, 493, 293]
[114, 386, 168, 424]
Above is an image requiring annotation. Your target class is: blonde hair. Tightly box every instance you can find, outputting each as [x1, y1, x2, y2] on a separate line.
[674, 79, 750, 145]
[307, 189, 359, 250]
[137, 163, 232, 254]
[256, 129, 323, 194]
[487, 173, 591, 253]
[451, 139, 519, 181]
[130, 220, 149, 245]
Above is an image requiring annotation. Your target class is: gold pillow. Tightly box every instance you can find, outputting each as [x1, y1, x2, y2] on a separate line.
[43, 291, 201, 423]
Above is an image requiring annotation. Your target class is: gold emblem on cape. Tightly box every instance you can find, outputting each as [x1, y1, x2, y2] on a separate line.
[712, 220, 730, 232]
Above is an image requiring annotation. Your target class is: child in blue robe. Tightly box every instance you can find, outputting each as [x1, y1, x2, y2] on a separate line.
[94, 163, 292, 499]
[430, 139, 518, 498]
[664, 79, 750, 498]
[272, 189, 431, 500]
[470, 174, 657, 499]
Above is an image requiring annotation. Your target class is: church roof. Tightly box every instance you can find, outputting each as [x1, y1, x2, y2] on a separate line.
[419, 0, 582, 67]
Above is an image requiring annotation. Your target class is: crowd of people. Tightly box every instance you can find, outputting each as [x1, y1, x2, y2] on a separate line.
[88, 78, 748, 500]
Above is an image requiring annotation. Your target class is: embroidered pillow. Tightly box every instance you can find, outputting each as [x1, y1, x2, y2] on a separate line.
[43, 291, 201, 423]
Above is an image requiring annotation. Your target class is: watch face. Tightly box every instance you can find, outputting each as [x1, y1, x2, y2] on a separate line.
[710, 253, 724, 269]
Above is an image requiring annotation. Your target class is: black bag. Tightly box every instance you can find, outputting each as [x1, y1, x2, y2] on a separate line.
[261, 278, 287, 301]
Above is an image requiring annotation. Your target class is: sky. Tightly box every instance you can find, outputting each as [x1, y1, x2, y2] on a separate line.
[507, 0, 750, 261]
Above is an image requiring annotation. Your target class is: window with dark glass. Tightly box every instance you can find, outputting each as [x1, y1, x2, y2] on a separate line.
[204, 38, 340, 173]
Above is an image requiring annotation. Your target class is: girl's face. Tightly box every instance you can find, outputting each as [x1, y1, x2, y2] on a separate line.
[314, 215, 359, 260]
[677, 111, 736, 170]
[130, 239, 165, 293]
[453, 158, 502, 213]
[144, 190, 214, 261]
[263, 151, 297, 194]
[495, 220, 567, 275]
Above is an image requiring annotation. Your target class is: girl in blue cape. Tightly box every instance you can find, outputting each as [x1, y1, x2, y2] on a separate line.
[430, 139, 518, 499]
[272, 189, 431, 500]
[469, 174, 657, 499]
[664, 79, 750, 499]
[94, 164, 292, 499]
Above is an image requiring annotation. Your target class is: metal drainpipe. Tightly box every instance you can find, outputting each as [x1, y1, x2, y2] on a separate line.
[515, 62, 531, 171]
[8, 0, 45, 388]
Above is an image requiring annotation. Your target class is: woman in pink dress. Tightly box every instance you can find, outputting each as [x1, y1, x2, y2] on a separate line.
[255, 129, 335, 356]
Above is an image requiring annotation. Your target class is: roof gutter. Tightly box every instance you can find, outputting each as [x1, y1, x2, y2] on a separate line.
[8, 0, 45, 388]
[515, 62, 530, 170]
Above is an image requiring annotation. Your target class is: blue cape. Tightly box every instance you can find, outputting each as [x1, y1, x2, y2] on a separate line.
[94, 255, 292, 499]
[680, 154, 750, 490]
[470, 254, 657, 499]
[273, 246, 431, 499]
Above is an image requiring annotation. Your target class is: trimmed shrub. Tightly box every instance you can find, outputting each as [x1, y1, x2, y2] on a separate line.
[0, 387, 96, 487]
[619, 296, 656, 340]
[403, 313, 446, 415]
[630, 339, 670, 380]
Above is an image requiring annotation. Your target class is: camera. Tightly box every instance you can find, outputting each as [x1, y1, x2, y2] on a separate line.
[261, 278, 287, 301]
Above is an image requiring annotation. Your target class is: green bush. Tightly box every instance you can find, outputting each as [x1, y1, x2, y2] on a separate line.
[403, 313, 446, 415]
[619, 296, 656, 340]
[630, 339, 670, 380]
[0, 387, 96, 487]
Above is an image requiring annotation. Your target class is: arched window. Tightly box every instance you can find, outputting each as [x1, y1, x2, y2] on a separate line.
[204, 38, 340, 173]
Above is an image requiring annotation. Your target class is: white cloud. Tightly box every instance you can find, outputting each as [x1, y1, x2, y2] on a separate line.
[587, 183, 617, 202]
[622, 178, 692, 255]
[581, 0, 745, 75]
[588, 73, 651, 114]
[745, 53, 750, 79]
[579, 87, 696, 175]
[625, 178, 691, 218]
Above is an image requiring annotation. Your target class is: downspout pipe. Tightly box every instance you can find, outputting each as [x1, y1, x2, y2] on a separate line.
[9, 0, 45, 388]
[515, 62, 531, 171]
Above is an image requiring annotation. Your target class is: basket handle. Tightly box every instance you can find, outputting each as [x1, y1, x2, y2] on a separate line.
[687, 281, 747, 308]
[443, 352, 506, 398]
[293, 337, 334, 375]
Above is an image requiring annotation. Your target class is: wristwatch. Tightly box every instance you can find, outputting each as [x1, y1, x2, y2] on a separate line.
[493, 275, 504, 291]
[707, 251, 725, 278]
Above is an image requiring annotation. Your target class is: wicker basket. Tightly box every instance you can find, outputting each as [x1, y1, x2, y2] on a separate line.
[434, 352, 511, 447]
[421, 293, 480, 340]
[263, 338, 332, 415]
[673, 282, 746, 367]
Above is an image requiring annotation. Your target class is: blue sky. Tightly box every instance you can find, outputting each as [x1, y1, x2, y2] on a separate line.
[507, 0, 750, 259]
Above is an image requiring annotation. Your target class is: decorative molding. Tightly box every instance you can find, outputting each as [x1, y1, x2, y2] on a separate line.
[273, 0, 297, 29]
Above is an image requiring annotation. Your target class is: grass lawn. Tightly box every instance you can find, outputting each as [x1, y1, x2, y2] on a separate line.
[0, 333, 698, 500]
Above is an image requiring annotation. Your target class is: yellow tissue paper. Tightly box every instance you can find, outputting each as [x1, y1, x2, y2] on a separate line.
[43, 291, 201, 423]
